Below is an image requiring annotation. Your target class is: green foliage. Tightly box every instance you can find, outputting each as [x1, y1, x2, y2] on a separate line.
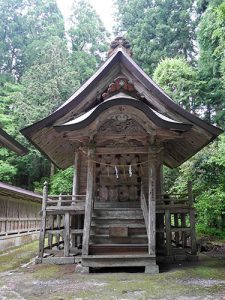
[195, 187, 225, 230]
[0, 75, 23, 134]
[50, 167, 73, 194]
[114, 0, 196, 74]
[153, 57, 200, 112]
[0, 159, 17, 183]
[17, 36, 80, 127]
[197, 0, 225, 126]
[69, 0, 109, 61]
[167, 135, 225, 233]
[0, 0, 65, 79]
[0, 0, 108, 190]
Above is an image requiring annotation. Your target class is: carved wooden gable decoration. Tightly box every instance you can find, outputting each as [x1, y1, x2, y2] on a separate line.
[21, 38, 222, 169]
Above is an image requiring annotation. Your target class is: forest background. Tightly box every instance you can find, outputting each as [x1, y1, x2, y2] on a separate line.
[0, 0, 224, 237]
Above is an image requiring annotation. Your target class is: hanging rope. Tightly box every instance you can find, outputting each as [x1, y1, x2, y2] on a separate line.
[87, 158, 149, 167]
[115, 166, 119, 179]
[129, 165, 132, 177]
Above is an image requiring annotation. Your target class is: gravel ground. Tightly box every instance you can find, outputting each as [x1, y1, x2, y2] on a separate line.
[0, 242, 225, 300]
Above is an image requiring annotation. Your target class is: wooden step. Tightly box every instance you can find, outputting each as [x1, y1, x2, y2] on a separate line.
[90, 234, 148, 244]
[89, 244, 148, 255]
[82, 254, 158, 270]
[92, 208, 143, 219]
[94, 201, 140, 209]
[91, 224, 147, 235]
[91, 218, 145, 226]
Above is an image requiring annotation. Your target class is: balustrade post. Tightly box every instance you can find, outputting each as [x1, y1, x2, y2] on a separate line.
[188, 181, 197, 254]
[56, 194, 62, 248]
[38, 181, 48, 261]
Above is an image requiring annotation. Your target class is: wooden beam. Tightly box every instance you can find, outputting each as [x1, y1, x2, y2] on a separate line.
[96, 146, 148, 154]
[82, 147, 95, 255]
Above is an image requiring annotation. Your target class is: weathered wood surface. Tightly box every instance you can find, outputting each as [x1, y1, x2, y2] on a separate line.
[190, 209, 197, 254]
[82, 148, 95, 255]
[0, 192, 41, 237]
[64, 212, 70, 256]
[38, 182, 48, 261]
[141, 186, 149, 237]
[148, 151, 157, 256]
[165, 209, 171, 256]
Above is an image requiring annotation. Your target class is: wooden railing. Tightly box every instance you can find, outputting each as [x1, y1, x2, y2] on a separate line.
[141, 185, 149, 237]
[156, 193, 190, 208]
[45, 194, 86, 212]
[0, 217, 41, 236]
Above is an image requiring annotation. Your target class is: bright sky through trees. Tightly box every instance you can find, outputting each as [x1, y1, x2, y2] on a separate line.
[56, 0, 115, 33]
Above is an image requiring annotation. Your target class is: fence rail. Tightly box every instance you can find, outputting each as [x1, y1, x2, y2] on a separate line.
[0, 217, 41, 237]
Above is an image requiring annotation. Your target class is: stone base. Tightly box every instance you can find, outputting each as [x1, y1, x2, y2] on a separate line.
[145, 263, 159, 274]
[75, 263, 90, 273]
[0, 232, 39, 251]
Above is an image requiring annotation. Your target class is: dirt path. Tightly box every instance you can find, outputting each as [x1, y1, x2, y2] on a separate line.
[0, 242, 225, 299]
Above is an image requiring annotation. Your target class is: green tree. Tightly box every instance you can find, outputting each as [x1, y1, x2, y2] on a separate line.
[17, 37, 80, 127]
[197, 0, 225, 127]
[69, 0, 109, 60]
[0, 0, 65, 79]
[114, 0, 196, 74]
[153, 57, 200, 113]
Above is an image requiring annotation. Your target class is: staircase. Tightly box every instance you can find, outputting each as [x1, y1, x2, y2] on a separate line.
[81, 202, 159, 273]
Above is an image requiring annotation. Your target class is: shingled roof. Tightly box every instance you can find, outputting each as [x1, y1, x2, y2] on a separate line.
[21, 41, 223, 169]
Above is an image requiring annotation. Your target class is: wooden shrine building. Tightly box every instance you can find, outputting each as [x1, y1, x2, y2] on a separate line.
[21, 37, 222, 273]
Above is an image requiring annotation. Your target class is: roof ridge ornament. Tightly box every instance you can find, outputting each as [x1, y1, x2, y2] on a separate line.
[102, 76, 135, 100]
[108, 36, 133, 57]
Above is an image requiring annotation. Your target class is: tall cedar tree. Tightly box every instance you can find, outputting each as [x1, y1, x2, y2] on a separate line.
[114, 0, 196, 75]
[197, 0, 225, 127]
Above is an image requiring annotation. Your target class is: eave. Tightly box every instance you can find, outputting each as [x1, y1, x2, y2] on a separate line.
[20, 47, 223, 169]
[54, 96, 192, 132]
[0, 128, 28, 155]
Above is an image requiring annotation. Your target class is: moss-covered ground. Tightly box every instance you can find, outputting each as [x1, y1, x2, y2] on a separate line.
[0, 241, 225, 299]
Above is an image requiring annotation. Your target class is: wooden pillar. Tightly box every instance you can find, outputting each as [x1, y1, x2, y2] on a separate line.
[47, 215, 54, 249]
[82, 147, 95, 256]
[64, 212, 70, 257]
[174, 214, 179, 246]
[38, 181, 48, 261]
[56, 194, 62, 248]
[72, 151, 80, 202]
[156, 163, 165, 250]
[181, 214, 187, 248]
[188, 181, 197, 254]
[165, 209, 171, 256]
[148, 147, 157, 255]
[71, 151, 80, 247]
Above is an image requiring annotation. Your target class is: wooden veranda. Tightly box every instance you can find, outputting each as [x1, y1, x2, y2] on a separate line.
[21, 37, 222, 273]
[37, 180, 197, 269]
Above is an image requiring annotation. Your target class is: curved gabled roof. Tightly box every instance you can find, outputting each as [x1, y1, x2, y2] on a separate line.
[55, 95, 192, 132]
[20, 47, 223, 169]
